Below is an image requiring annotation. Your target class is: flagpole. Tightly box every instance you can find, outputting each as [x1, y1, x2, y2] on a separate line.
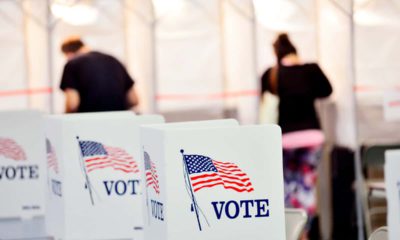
[144, 149, 151, 225]
[180, 149, 202, 231]
[45, 139, 52, 197]
[76, 136, 95, 206]
[146, 178, 150, 225]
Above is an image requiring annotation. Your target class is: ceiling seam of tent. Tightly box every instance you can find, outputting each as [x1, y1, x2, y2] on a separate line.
[327, 0, 351, 16]
[226, 0, 254, 21]
[354, 0, 400, 13]
[0, 7, 20, 28]
[355, 0, 376, 10]
[389, 0, 400, 13]
[15, 0, 46, 28]
[290, 0, 313, 21]
[122, 0, 153, 26]
[187, 0, 219, 24]
[95, 1, 122, 26]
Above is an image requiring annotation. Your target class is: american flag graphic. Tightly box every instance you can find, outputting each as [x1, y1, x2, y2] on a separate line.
[46, 138, 58, 173]
[184, 154, 254, 193]
[0, 137, 26, 161]
[144, 151, 160, 194]
[78, 140, 139, 174]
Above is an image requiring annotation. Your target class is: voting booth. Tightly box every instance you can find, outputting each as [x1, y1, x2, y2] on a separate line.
[45, 113, 164, 240]
[140, 122, 285, 240]
[385, 150, 400, 240]
[0, 110, 46, 219]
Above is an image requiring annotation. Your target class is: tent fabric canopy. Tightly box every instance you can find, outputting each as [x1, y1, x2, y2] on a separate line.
[0, 0, 399, 146]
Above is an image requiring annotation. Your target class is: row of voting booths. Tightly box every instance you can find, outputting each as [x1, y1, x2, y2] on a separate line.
[2, 110, 400, 240]
[1, 0, 400, 239]
[0, 110, 285, 240]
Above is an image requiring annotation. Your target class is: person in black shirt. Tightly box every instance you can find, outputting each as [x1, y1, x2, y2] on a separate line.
[261, 35, 332, 133]
[59, 37, 138, 113]
[261, 33, 332, 239]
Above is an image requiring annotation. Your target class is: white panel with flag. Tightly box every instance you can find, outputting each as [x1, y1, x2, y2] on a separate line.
[141, 123, 285, 240]
[385, 150, 400, 240]
[0, 110, 46, 219]
[44, 112, 164, 240]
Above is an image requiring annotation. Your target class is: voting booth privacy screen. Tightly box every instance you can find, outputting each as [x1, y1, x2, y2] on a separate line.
[0, 110, 46, 218]
[141, 123, 285, 240]
[45, 113, 164, 240]
[0, 111, 287, 240]
[385, 150, 400, 240]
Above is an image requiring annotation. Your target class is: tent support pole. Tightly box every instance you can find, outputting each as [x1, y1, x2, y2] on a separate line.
[218, 0, 228, 118]
[314, 1, 332, 239]
[46, 0, 54, 113]
[249, 0, 259, 123]
[21, 0, 32, 108]
[327, 0, 349, 16]
[150, 1, 158, 114]
[121, 0, 129, 66]
[349, 0, 365, 239]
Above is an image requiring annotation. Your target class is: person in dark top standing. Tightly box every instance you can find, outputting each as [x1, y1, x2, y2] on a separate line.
[261, 34, 332, 133]
[60, 36, 138, 113]
[261, 33, 332, 240]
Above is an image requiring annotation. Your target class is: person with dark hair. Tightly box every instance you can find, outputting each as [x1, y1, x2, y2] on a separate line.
[261, 33, 332, 239]
[59, 36, 138, 113]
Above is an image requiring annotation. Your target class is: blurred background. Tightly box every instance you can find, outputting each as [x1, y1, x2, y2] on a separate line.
[1, 0, 400, 143]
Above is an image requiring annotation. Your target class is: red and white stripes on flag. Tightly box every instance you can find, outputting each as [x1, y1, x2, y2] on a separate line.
[79, 140, 139, 174]
[0, 137, 26, 161]
[184, 154, 254, 193]
[46, 138, 58, 173]
[144, 151, 160, 194]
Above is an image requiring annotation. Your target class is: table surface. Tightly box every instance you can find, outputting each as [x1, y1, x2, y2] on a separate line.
[0, 216, 50, 240]
[0, 217, 134, 240]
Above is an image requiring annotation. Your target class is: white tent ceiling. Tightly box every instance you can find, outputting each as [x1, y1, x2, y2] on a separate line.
[0, 0, 399, 145]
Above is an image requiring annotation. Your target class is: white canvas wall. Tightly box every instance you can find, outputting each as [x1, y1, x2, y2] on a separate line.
[0, 0, 156, 114]
[23, 0, 51, 112]
[0, 0, 258, 123]
[254, 0, 318, 74]
[223, 0, 258, 124]
[0, 0, 399, 141]
[154, 0, 224, 112]
[318, 0, 356, 148]
[126, 0, 156, 114]
[0, 1, 28, 110]
[354, 0, 400, 143]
